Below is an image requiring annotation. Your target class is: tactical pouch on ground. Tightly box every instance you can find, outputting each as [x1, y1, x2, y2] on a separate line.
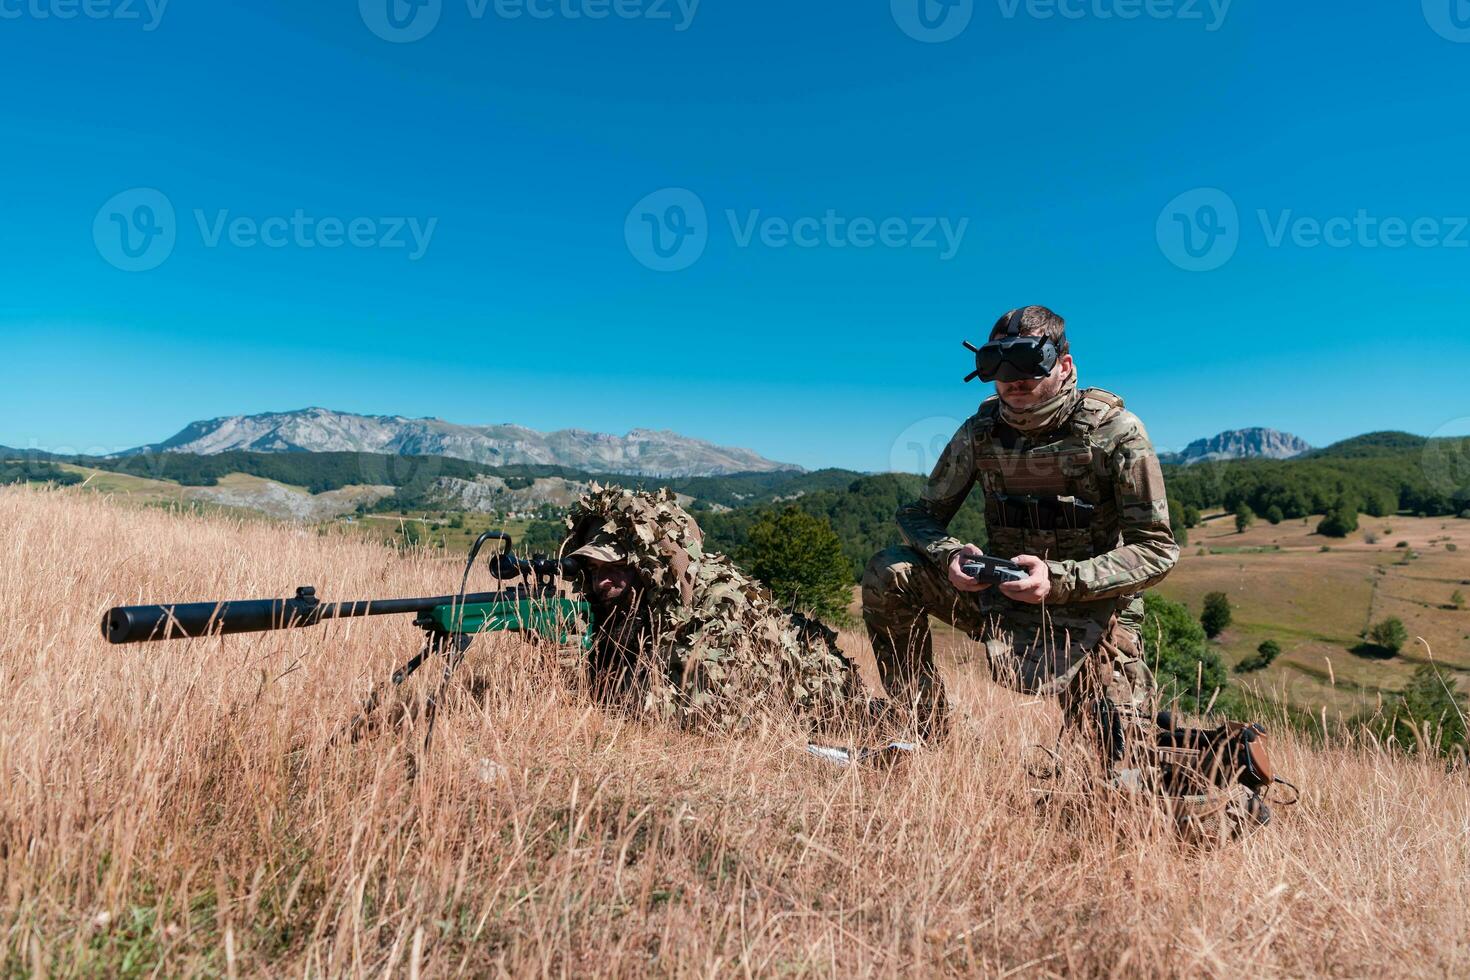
[1153, 711, 1298, 843]
[1155, 713, 1275, 793]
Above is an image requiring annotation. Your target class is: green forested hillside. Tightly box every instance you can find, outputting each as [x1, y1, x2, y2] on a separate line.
[1165, 435, 1470, 519]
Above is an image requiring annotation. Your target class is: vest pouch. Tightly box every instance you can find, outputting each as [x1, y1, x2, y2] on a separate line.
[1020, 528, 1059, 561]
[1055, 527, 1093, 562]
[987, 527, 1025, 561]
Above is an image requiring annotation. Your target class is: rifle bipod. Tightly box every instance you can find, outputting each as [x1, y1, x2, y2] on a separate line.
[331, 621, 475, 753]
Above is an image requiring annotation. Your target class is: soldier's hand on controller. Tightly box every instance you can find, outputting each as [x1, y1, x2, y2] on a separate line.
[947, 544, 991, 592]
[999, 555, 1052, 604]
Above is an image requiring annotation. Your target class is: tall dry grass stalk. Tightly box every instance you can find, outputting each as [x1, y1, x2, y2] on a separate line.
[2, 485, 1468, 977]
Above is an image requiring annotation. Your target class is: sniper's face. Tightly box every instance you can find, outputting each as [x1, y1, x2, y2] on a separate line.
[587, 559, 640, 605]
[995, 352, 1075, 410]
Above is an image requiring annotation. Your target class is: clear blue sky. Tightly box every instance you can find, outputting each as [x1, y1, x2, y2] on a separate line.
[3, 1, 1468, 471]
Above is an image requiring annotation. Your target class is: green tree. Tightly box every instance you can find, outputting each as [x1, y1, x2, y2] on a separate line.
[1234, 504, 1254, 534]
[1265, 505, 1285, 525]
[1143, 594, 1229, 712]
[743, 506, 854, 624]
[1369, 617, 1409, 655]
[1317, 506, 1359, 538]
[1200, 591, 1232, 638]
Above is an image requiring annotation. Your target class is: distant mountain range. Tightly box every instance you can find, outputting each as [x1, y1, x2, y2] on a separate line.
[128, 407, 800, 478]
[1161, 428, 1313, 466]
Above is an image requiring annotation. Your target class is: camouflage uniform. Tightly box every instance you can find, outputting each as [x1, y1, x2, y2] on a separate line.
[862, 378, 1179, 747]
[563, 485, 868, 734]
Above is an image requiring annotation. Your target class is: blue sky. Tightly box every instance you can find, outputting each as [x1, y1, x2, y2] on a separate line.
[3, 0, 1468, 472]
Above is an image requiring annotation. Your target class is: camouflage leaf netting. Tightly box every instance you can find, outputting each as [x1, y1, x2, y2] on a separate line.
[563, 485, 868, 733]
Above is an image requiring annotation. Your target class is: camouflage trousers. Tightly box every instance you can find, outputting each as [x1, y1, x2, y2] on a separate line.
[861, 546, 1157, 750]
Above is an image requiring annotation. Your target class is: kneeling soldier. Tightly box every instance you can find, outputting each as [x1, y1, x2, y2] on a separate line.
[862, 305, 1179, 764]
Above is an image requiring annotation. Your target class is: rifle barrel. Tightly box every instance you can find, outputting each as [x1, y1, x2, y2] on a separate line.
[101, 589, 519, 645]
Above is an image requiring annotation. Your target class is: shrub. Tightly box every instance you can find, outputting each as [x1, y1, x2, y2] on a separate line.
[1447, 543, 1459, 552]
[1236, 638, 1283, 673]
[1200, 591, 1232, 638]
[1364, 532, 1379, 545]
[1451, 590, 1465, 610]
[1318, 507, 1359, 538]
[1361, 665, 1468, 758]
[1266, 505, 1285, 525]
[1369, 617, 1409, 655]
[1320, 545, 1332, 552]
[1397, 541, 1410, 549]
[743, 506, 854, 624]
[1143, 594, 1228, 712]
[1183, 505, 1201, 528]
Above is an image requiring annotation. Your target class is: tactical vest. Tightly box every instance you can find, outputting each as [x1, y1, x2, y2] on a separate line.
[970, 388, 1125, 566]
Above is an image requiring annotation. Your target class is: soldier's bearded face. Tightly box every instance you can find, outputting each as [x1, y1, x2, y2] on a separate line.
[588, 560, 639, 605]
[995, 354, 1075, 409]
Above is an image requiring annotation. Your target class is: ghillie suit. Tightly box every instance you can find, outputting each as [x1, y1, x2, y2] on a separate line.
[562, 485, 870, 734]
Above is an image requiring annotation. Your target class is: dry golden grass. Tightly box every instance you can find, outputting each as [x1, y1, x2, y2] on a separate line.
[4, 485, 1469, 977]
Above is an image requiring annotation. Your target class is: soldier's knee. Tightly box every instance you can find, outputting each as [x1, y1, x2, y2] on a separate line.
[861, 546, 925, 603]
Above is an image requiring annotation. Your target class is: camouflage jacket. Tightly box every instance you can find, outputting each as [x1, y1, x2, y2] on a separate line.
[897, 387, 1179, 633]
[563, 485, 865, 733]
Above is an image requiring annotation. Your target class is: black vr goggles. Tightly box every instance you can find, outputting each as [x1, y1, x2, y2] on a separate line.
[963, 309, 1060, 383]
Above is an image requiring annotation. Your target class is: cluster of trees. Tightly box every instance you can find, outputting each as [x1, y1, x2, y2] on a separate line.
[0, 458, 81, 487]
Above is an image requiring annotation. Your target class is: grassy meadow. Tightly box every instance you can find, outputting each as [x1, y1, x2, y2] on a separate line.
[1155, 511, 1470, 718]
[2, 485, 1468, 977]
